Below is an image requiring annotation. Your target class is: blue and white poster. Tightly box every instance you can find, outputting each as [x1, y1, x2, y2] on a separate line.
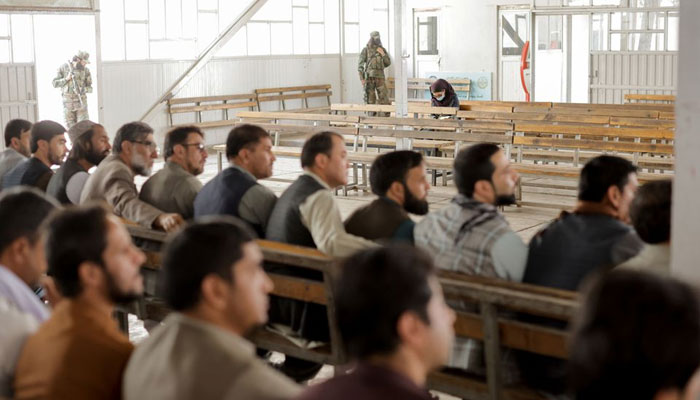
[423, 71, 493, 101]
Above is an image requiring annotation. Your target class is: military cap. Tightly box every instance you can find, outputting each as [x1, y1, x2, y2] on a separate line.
[370, 31, 380, 38]
[67, 120, 97, 144]
[76, 50, 90, 63]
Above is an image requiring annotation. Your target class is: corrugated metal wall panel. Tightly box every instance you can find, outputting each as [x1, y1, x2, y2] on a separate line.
[101, 55, 342, 145]
[0, 64, 37, 151]
[591, 52, 677, 104]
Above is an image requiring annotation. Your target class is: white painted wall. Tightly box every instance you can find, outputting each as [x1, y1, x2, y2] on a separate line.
[101, 54, 342, 145]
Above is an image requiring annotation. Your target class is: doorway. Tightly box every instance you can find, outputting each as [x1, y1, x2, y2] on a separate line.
[412, 9, 440, 79]
[498, 7, 530, 101]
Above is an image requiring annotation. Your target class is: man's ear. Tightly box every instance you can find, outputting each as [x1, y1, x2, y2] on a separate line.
[606, 185, 622, 208]
[388, 181, 405, 201]
[10, 137, 20, 149]
[314, 153, 328, 169]
[396, 311, 424, 349]
[200, 275, 228, 311]
[473, 180, 493, 198]
[7, 237, 30, 265]
[77, 261, 104, 290]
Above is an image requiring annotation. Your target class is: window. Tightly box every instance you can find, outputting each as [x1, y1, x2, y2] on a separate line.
[343, 0, 389, 54]
[502, 12, 527, 56]
[592, 9, 676, 52]
[0, 13, 35, 63]
[417, 16, 437, 55]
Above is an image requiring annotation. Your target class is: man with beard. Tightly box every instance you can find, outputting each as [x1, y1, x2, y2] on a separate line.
[414, 143, 526, 377]
[140, 126, 206, 219]
[2, 120, 67, 192]
[358, 31, 391, 114]
[13, 205, 145, 400]
[80, 121, 184, 232]
[194, 124, 277, 236]
[345, 151, 430, 243]
[52, 50, 92, 128]
[47, 120, 111, 204]
[0, 119, 32, 188]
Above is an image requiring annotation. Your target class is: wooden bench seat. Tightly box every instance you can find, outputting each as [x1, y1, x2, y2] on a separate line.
[625, 93, 675, 104]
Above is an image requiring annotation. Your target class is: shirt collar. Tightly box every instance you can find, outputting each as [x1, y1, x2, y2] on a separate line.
[230, 163, 257, 181]
[165, 160, 192, 176]
[303, 170, 331, 190]
[167, 312, 255, 356]
[0, 264, 50, 322]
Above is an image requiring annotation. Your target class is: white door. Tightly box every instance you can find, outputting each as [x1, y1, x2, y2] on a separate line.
[499, 8, 530, 101]
[413, 10, 440, 79]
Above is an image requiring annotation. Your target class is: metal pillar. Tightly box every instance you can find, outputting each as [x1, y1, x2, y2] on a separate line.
[393, 0, 410, 150]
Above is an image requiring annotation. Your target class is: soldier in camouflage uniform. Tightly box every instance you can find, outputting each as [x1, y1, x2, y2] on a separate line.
[53, 50, 93, 129]
[358, 31, 391, 115]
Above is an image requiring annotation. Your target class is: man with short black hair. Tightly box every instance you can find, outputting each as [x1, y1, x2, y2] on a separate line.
[194, 124, 277, 235]
[0, 187, 58, 398]
[345, 150, 430, 243]
[295, 245, 455, 400]
[618, 179, 672, 275]
[123, 218, 300, 400]
[80, 121, 184, 232]
[0, 119, 32, 188]
[140, 126, 206, 219]
[14, 205, 145, 400]
[47, 120, 111, 204]
[3, 120, 67, 191]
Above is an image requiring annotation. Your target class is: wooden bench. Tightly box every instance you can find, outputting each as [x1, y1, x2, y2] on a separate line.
[167, 93, 258, 127]
[387, 77, 471, 101]
[122, 224, 577, 400]
[255, 85, 333, 113]
[625, 93, 676, 104]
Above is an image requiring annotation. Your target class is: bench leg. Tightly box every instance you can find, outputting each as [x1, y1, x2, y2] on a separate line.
[114, 310, 129, 334]
[481, 302, 503, 400]
[218, 151, 223, 172]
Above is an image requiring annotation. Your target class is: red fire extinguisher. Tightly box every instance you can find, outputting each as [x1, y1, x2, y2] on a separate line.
[520, 41, 531, 102]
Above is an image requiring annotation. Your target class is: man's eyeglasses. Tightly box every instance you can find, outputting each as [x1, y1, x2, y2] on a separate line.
[131, 140, 158, 151]
[182, 143, 206, 152]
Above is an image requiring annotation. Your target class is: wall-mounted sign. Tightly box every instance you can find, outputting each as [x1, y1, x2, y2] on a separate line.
[424, 71, 493, 101]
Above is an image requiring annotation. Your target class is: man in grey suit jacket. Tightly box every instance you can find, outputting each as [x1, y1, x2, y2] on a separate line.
[80, 121, 184, 232]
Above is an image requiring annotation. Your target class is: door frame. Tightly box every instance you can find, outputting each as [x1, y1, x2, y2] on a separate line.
[497, 5, 531, 101]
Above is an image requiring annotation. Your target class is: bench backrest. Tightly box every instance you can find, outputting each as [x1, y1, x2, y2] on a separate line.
[167, 93, 258, 126]
[386, 77, 471, 101]
[254, 84, 333, 111]
[625, 93, 676, 104]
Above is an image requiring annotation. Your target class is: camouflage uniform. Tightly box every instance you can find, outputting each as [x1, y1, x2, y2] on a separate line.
[358, 31, 391, 115]
[53, 51, 92, 129]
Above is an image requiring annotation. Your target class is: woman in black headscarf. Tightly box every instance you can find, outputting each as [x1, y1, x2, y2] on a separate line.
[430, 79, 460, 108]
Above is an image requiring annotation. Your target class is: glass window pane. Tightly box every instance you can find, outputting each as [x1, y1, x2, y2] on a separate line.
[165, 0, 183, 39]
[0, 40, 9, 63]
[373, 0, 388, 8]
[218, 26, 247, 57]
[0, 14, 8, 37]
[149, 0, 165, 39]
[593, 0, 622, 5]
[124, 0, 148, 20]
[198, 0, 218, 11]
[628, 32, 663, 51]
[610, 32, 624, 50]
[309, 23, 324, 54]
[293, 0, 308, 5]
[271, 23, 293, 54]
[198, 12, 219, 52]
[150, 39, 195, 59]
[10, 15, 33, 63]
[309, 0, 323, 22]
[649, 12, 665, 30]
[125, 23, 149, 60]
[100, 1, 125, 61]
[293, 7, 309, 54]
[247, 22, 270, 55]
[371, 10, 388, 45]
[344, 0, 359, 22]
[325, 0, 339, 53]
[591, 13, 608, 51]
[220, 0, 253, 29]
[182, 0, 198, 38]
[668, 12, 679, 51]
[253, 0, 292, 21]
[611, 12, 621, 30]
[344, 24, 359, 53]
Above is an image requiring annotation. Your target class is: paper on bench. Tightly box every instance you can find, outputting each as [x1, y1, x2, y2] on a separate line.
[265, 324, 326, 349]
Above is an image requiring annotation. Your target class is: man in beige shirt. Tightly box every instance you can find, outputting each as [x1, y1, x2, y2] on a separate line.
[140, 125, 207, 219]
[80, 121, 184, 232]
[123, 218, 300, 400]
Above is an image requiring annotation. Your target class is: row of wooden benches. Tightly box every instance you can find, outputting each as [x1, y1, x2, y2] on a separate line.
[121, 224, 578, 400]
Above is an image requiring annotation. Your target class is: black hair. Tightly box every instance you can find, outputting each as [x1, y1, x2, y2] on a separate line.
[336, 245, 435, 359]
[225, 124, 270, 160]
[369, 150, 424, 196]
[45, 205, 110, 298]
[630, 179, 672, 244]
[0, 187, 58, 255]
[300, 131, 343, 168]
[578, 155, 638, 202]
[164, 125, 204, 160]
[30, 120, 66, 153]
[160, 217, 256, 311]
[4, 119, 32, 147]
[112, 121, 153, 154]
[453, 143, 501, 197]
[569, 270, 700, 399]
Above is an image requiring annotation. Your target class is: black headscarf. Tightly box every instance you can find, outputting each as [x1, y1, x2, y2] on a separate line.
[430, 79, 458, 107]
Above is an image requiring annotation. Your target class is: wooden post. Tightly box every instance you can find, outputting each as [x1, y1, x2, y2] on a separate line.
[481, 302, 503, 400]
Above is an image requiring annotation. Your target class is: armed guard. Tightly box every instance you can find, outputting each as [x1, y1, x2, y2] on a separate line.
[358, 31, 391, 115]
[53, 50, 93, 129]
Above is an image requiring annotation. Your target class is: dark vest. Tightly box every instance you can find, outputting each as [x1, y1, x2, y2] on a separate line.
[344, 197, 411, 241]
[47, 159, 87, 204]
[266, 174, 325, 248]
[193, 167, 260, 235]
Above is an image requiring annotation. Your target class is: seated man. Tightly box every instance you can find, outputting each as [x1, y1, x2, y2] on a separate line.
[80, 121, 184, 232]
[569, 270, 700, 399]
[618, 179, 672, 275]
[523, 155, 643, 291]
[140, 126, 206, 219]
[345, 150, 430, 243]
[296, 245, 455, 400]
[3, 121, 67, 192]
[123, 218, 300, 400]
[414, 143, 526, 375]
[194, 124, 277, 235]
[47, 120, 111, 204]
[14, 205, 145, 400]
[0, 119, 32, 188]
[0, 188, 58, 398]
